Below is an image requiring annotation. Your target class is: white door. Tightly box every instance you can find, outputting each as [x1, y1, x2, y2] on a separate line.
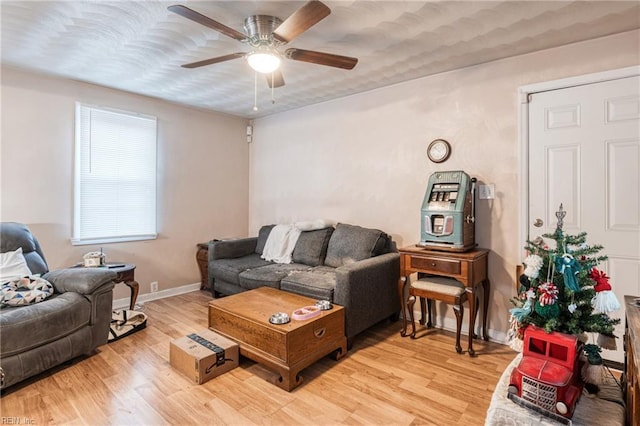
[528, 75, 640, 363]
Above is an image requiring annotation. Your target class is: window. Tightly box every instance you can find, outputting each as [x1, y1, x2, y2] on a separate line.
[528, 337, 547, 355]
[73, 103, 157, 245]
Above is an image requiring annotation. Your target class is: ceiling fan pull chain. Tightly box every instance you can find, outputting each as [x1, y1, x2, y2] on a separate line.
[253, 71, 258, 111]
[271, 73, 276, 104]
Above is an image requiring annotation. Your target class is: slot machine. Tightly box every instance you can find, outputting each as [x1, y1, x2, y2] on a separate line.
[419, 170, 476, 252]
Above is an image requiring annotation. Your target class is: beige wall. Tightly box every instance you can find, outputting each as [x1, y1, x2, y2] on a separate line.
[249, 30, 640, 341]
[1, 67, 250, 300]
[2, 29, 638, 338]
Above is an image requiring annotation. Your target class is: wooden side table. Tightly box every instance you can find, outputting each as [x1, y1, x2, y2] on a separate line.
[72, 263, 139, 310]
[398, 246, 490, 356]
[623, 295, 640, 426]
[107, 263, 139, 311]
[196, 242, 210, 291]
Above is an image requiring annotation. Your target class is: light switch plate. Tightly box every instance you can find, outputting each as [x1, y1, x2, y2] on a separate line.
[478, 184, 495, 200]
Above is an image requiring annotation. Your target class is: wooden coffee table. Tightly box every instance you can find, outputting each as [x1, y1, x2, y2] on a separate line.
[208, 287, 347, 391]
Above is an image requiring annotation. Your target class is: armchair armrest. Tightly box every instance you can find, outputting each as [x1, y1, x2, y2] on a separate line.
[209, 237, 257, 260]
[334, 252, 400, 339]
[43, 268, 116, 295]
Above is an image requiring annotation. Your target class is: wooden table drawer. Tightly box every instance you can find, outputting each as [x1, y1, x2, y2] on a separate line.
[210, 307, 288, 362]
[410, 256, 461, 275]
[287, 312, 345, 365]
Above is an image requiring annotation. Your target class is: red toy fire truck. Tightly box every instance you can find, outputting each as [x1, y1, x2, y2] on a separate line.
[508, 325, 584, 421]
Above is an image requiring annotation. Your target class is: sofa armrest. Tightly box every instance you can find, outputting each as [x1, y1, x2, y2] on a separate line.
[209, 237, 257, 260]
[43, 268, 116, 295]
[333, 252, 401, 340]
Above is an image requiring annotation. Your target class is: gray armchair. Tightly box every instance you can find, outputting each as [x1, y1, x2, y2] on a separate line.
[0, 222, 116, 389]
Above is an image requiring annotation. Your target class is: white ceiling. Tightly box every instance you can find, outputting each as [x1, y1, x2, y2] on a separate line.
[2, 1, 639, 119]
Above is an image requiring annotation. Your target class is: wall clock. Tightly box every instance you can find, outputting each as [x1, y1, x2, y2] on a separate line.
[427, 139, 451, 163]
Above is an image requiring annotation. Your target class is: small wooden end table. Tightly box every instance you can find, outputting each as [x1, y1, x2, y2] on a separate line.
[624, 295, 640, 425]
[197, 240, 219, 291]
[107, 263, 139, 311]
[196, 242, 209, 290]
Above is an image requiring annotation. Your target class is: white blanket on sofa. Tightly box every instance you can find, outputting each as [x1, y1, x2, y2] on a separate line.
[261, 220, 334, 264]
[261, 225, 300, 264]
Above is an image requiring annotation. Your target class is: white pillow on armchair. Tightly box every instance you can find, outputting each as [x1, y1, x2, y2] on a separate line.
[0, 247, 32, 281]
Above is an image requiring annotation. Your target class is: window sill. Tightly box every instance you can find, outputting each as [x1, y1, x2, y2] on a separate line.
[71, 234, 157, 246]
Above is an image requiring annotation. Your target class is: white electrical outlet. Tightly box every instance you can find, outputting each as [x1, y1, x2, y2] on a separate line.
[478, 184, 495, 200]
[150, 281, 158, 292]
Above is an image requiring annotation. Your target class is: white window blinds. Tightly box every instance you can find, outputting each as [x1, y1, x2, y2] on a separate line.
[73, 103, 157, 245]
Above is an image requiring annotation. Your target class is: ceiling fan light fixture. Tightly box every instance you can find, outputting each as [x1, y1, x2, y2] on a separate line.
[247, 49, 281, 74]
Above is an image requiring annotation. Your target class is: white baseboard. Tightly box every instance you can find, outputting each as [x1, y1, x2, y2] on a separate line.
[408, 305, 508, 345]
[112, 282, 203, 310]
[112, 285, 509, 345]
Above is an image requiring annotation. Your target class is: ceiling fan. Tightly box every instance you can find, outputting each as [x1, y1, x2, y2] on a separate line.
[168, 1, 358, 89]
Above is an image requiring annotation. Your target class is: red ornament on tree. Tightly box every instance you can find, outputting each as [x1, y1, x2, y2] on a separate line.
[590, 268, 620, 313]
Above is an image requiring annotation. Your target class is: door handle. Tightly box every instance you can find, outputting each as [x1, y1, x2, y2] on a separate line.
[534, 218, 543, 227]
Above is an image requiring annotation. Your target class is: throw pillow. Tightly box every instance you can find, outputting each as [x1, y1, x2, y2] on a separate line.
[0, 247, 32, 281]
[324, 223, 388, 268]
[255, 225, 275, 255]
[1, 276, 54, 306]
[292, 227, 334, 267]
[294, 219, 335, 231]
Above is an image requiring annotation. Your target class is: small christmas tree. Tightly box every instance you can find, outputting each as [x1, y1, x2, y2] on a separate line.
[508, 204, 621, 386]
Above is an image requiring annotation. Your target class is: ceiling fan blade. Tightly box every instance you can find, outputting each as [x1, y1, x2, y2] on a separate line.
[168, 5, 247, 41]
[285, 48, 358, 70]
[273, 1, 331, 43]
[266, 70, 285, 88]
[182, 52, 245, 69]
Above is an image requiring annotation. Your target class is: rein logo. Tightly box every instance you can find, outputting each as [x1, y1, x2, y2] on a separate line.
[1, 418, 35, 425]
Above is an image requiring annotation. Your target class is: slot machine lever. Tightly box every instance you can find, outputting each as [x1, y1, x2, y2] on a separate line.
[466, 178, 477, 224]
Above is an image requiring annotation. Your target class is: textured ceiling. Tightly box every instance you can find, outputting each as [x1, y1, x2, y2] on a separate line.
[2, 1, 639, 119]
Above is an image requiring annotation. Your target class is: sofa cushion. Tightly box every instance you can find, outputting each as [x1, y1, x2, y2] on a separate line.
[324, 223, 388, 268]
[238, 263, 312, 291]
[280, 266, 336, 301]
[292, 227, 334, 267]
[0, 292, 91, 357]
[255, 225, 275, 255]
[209, 254, 271, 285]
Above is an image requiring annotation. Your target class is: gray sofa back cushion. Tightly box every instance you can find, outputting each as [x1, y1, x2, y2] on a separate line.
[0, 222, 49, 275]
[292, 227, 334, 267]
[255, 225, 275, 255]
[324, 223, 388, 268]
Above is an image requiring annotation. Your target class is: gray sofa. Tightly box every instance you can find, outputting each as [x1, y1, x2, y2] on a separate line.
[209, 223, 400, 343]
[0, 222, 116, 389]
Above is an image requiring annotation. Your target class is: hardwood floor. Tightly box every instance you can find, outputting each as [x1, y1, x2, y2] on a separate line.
[1, 290, 516, 425]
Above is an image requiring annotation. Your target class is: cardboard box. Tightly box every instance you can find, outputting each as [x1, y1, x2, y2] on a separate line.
[170, 329, 239, 384]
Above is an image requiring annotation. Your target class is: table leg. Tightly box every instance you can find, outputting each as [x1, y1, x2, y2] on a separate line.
[426, 298, 433, 328]
[277, 366, 304, 392]
[399, 276, 409, 337]
[419, 297, 427, 326]
[124, 280, 139, 311]
[483, 279, 490, 341]
[466, 285, 477, 357]
[408, 295, 417, 338]
[453, 303, 464, 354]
